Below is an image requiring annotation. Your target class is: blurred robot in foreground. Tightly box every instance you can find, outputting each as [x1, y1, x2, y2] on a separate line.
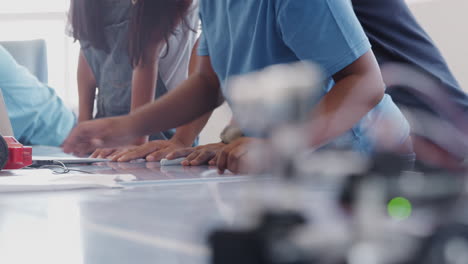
[220, 0, 468, 172]
[209, 62, 468, 264]
[209, 0, 468, 261]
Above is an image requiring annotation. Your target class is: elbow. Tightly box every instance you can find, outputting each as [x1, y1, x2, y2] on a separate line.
[361, 72, 386, 111]
[368, 81, 386, 108]
[196, 72, 223, 108]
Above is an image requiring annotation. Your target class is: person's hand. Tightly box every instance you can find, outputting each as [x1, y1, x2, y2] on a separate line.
[111, 138, 188, 162]
[62, 116, 138, 157]
[90, 145, 138, 159]
[165, 142, 226, 166]
[216, 137, 270, 174]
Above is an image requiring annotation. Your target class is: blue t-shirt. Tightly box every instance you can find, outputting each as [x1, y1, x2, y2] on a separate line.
[0, 45, 76, 146]
[198, 0, 410, 153]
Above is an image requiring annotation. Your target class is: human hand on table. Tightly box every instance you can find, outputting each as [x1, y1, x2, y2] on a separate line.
[110, 138, 188, 162]
[62, 116, 138, 157]
[214, 137, 271, 175]
[90, 145, 139, 159]
[165, 142, 226, 166]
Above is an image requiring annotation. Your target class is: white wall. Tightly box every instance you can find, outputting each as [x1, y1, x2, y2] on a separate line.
[198, 103, 232, 145]
[408, 0, 468, 91]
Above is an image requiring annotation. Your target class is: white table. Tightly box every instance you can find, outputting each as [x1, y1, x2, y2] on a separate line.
[0, 147, 337, 264]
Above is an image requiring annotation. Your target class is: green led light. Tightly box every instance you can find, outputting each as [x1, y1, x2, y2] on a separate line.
[387, 197, 412, 220]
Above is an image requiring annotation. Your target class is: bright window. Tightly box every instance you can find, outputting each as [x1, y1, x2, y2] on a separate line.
[0, 0, 79, 109]
[0, 0, 69, 13]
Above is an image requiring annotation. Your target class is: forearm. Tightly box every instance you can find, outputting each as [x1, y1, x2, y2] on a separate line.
[78, 92, 95, 122]
[130, 64, 158, 112]
[129, 73, 223, 138]
[130, 44, 161, 144]
[130, 64, 157, 145]
[172, 111, 213, 146]
[168, 40, 213, 147]
[77, 51, 97, 122]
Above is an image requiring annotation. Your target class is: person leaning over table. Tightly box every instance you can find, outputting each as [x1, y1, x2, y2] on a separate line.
[63, 0, 413, 174]
[0, 44, 75, 146]
[139, 0, 468, 170]
[69, 0, 211, 159]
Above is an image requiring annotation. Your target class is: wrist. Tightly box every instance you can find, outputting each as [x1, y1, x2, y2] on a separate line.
[170, 134, 194, 147]
[125, 114, 145, 139]
[132, 136, 148, 146]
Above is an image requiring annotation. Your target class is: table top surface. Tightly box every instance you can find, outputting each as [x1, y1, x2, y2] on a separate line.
[0, 146, 337, 264]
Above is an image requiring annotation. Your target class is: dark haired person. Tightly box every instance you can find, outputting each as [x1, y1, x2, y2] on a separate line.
[69, 0, 210, 159]
[63, 0, 413, 173]
[147, 0, 468, 169]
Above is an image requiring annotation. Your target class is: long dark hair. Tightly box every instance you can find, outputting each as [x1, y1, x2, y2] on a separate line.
[69, 0, 108, 52]
[69, 0, 193, 66]
[129, 0, 194, 66]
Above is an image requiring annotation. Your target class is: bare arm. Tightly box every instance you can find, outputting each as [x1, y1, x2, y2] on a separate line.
[131, 40, 213, 147]
[307, 51, 385, 148]
[89, 43, 161, 157]
[77, 50, 97, 123]
[129, 42, 162, 145]
[216, 51, 386, 174]
[167, 40, 213, 147]
[104, 41, 215, 162]
[129, 55, 223, 139]
[131, 43, 160, 113]
[63, 48, 222, 155]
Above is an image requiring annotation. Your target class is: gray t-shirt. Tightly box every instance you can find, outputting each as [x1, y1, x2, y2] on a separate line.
[159, 1, 199, 92]
[77, 0, 199, 141]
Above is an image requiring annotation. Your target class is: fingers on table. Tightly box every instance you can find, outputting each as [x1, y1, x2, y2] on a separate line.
[116, 146, 154, 162]
[146, 150, 170, 162]
[186, 150, 216, 166]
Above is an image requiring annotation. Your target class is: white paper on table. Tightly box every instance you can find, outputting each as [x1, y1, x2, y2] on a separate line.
[0, 173, 136, 193]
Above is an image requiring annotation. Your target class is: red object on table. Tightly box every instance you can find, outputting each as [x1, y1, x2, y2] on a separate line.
[3, 136, 32, 170]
